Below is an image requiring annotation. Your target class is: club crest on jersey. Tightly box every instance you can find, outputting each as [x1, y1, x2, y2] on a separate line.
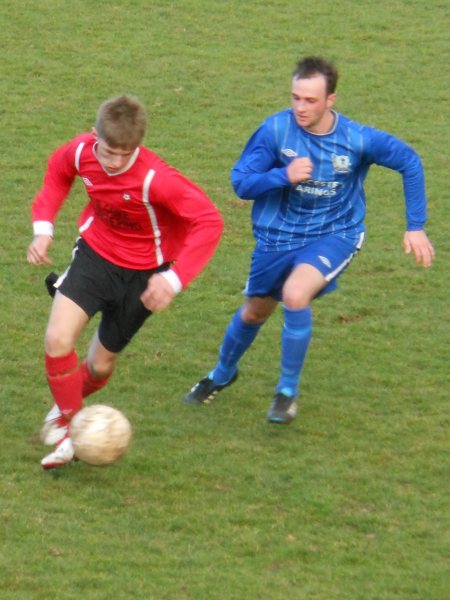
[332, 154, 352, 174]
[123, 194, 131, 201]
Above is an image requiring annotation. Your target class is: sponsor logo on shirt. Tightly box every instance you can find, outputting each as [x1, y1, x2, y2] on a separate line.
[295, 179, 341, 197]
[93, 200, 143, 231]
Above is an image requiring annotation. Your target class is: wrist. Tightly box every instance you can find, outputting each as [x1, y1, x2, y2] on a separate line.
[33, 221, 54, 237]
[160, 269, 182, 294]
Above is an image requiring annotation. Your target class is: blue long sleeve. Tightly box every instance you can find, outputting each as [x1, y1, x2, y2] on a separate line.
[364, 128, 427, 230]
[231, 122, 291, 199]
[229, 109, 428, 252]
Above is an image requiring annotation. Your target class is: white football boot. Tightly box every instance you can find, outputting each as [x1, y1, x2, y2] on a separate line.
[40, 404, 68, 446]
[41, 436, 75, 470]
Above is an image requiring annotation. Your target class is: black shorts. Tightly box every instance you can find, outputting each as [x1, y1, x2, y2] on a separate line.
[56, 238, 170, 353]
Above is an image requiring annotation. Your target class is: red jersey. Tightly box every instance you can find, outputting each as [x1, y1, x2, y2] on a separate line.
[32, 133, 223, 289]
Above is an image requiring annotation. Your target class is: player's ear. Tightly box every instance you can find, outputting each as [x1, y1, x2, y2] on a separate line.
[326, 93, 337, 109]
[92, 127, 98, 138]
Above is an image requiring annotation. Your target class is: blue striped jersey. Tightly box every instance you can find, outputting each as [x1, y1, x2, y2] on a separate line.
[231, 109, 427, 251]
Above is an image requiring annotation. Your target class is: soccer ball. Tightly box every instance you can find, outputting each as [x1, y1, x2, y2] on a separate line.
[70, 404, 132, 466]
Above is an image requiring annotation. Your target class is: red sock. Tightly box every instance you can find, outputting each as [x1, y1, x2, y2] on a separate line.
[45, 351, 83, 420]
[81, 360, 110, 398]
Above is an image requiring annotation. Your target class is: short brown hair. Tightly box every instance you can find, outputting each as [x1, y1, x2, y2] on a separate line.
[95, 95, 147, 149]
[292, 56, 339, 95]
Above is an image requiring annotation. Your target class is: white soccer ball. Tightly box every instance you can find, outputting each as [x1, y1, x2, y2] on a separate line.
[71, 404, 132, 466]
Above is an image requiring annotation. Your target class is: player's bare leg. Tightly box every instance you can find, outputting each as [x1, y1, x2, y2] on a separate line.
[40, 293, 89, 467]
[42, 329, 120, 445]
[268, 264, 326, 424]
[82, 331, 119, 397]
[42, 305, 122, 468]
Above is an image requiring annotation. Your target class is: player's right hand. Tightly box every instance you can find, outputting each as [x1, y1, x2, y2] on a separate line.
[140, 273, 176, 312]
[27, 235, 53, 265]
[286, 157, 313, 183]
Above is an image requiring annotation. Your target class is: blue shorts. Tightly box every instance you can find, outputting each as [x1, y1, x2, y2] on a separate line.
[244, 236, 363, 301]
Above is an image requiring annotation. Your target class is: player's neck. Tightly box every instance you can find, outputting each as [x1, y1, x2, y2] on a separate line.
[306, 110, 336, 135]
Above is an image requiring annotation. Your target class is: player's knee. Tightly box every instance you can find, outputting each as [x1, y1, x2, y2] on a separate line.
[241, 305, 268, 324]
[282, 288, 311, 310]
[88, 356, 117, 380]
[44, 325, 75, 356]
[244, 313, 266, 325]
[241, 297, 277, 324]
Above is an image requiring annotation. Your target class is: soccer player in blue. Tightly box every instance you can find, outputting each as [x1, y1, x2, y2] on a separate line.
[183, 56, 435, 424]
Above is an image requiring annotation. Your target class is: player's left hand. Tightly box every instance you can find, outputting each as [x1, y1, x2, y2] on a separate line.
[403, 230, 435, 268]
[140, 273, 176, 312]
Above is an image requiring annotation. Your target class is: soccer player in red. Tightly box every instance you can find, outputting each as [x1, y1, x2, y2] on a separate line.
[27, 95, 224, 469]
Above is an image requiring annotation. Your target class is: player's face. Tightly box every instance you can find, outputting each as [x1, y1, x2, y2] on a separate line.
[95, 138, 136, 174]
[291, 75, 336, 134]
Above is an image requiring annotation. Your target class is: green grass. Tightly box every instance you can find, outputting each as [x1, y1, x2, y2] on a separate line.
[1, 1, 448, 598]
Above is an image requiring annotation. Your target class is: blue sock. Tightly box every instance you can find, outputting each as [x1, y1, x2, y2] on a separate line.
[276, 306, 312, 398]
[210, 307, 262, 385]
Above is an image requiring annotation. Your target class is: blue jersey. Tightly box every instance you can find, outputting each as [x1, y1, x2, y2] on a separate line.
[231, 109, 427, 251]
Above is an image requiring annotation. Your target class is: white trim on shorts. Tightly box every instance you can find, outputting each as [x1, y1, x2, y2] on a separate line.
[324, 232, 365, 282]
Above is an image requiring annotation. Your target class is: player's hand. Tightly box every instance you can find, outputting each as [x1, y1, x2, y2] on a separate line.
[286, 157, 313, 183]
[140, 273, 176, 312]
[27, 235, 53, 265]
[403, 230, 435, 268]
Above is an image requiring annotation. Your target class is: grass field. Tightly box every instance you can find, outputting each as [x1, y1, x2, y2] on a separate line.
[1, 1, 448, 598]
